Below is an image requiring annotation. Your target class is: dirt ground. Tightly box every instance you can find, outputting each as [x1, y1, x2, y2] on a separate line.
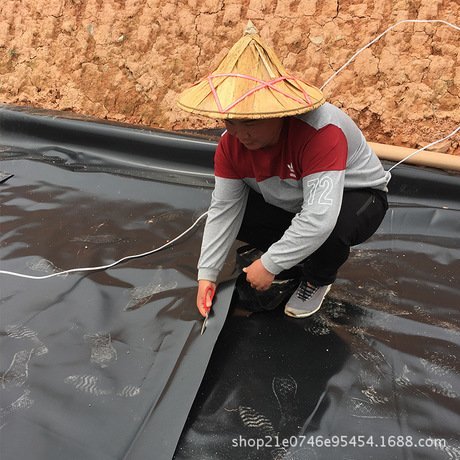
[0, 0, 459, 154]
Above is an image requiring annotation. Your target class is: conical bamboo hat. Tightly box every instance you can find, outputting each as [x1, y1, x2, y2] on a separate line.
[177, 21, 325, 119]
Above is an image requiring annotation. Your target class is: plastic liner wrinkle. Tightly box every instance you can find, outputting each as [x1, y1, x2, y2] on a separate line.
[120, 322, 195, 460]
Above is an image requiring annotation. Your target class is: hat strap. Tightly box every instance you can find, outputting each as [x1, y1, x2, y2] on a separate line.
[207, 73, 313, 114]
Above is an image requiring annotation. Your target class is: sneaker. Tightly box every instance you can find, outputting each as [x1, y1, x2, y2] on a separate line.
[284, 282, 332, 318]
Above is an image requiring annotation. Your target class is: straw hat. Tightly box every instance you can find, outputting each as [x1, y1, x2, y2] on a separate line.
[177, 21, 325, 119]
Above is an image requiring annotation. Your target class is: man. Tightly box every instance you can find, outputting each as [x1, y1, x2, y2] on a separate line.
[178, 22, 390, 318]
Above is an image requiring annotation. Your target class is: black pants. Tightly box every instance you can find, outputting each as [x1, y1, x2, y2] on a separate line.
[237, 188, 389, 286]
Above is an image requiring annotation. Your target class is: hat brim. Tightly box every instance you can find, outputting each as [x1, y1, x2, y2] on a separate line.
[178, 74, 325, 119]
[177, 96, 325, 119]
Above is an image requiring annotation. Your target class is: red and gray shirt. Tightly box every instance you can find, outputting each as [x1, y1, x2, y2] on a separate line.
[198, 102, 391, 282]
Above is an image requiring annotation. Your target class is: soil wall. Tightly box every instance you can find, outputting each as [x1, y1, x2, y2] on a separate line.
[0, 0, 458, 153]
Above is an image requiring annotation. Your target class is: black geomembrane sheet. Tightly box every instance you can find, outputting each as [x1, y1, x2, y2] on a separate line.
[1, 106, 459, 460]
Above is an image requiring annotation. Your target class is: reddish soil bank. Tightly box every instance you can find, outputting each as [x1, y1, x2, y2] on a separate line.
[1, 0, 458, 154]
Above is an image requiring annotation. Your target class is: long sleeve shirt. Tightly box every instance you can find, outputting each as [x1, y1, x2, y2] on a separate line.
[198, 102, 391, 282]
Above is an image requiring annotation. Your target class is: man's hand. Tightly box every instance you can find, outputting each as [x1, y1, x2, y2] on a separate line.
[243, 259, 275, 291]
[197, 280, 216, 317]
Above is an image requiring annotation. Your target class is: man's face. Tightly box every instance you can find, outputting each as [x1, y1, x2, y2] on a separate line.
[224, 118, 284, 150]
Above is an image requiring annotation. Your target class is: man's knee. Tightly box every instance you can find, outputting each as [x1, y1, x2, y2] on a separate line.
[335, 189, 388, 247]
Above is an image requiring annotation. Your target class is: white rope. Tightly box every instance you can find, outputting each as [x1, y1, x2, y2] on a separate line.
[320, 19, 460, 169]
[0, 211, 208, 279]
[321, 19, 460, 90]
[388, 126, 460, 172]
